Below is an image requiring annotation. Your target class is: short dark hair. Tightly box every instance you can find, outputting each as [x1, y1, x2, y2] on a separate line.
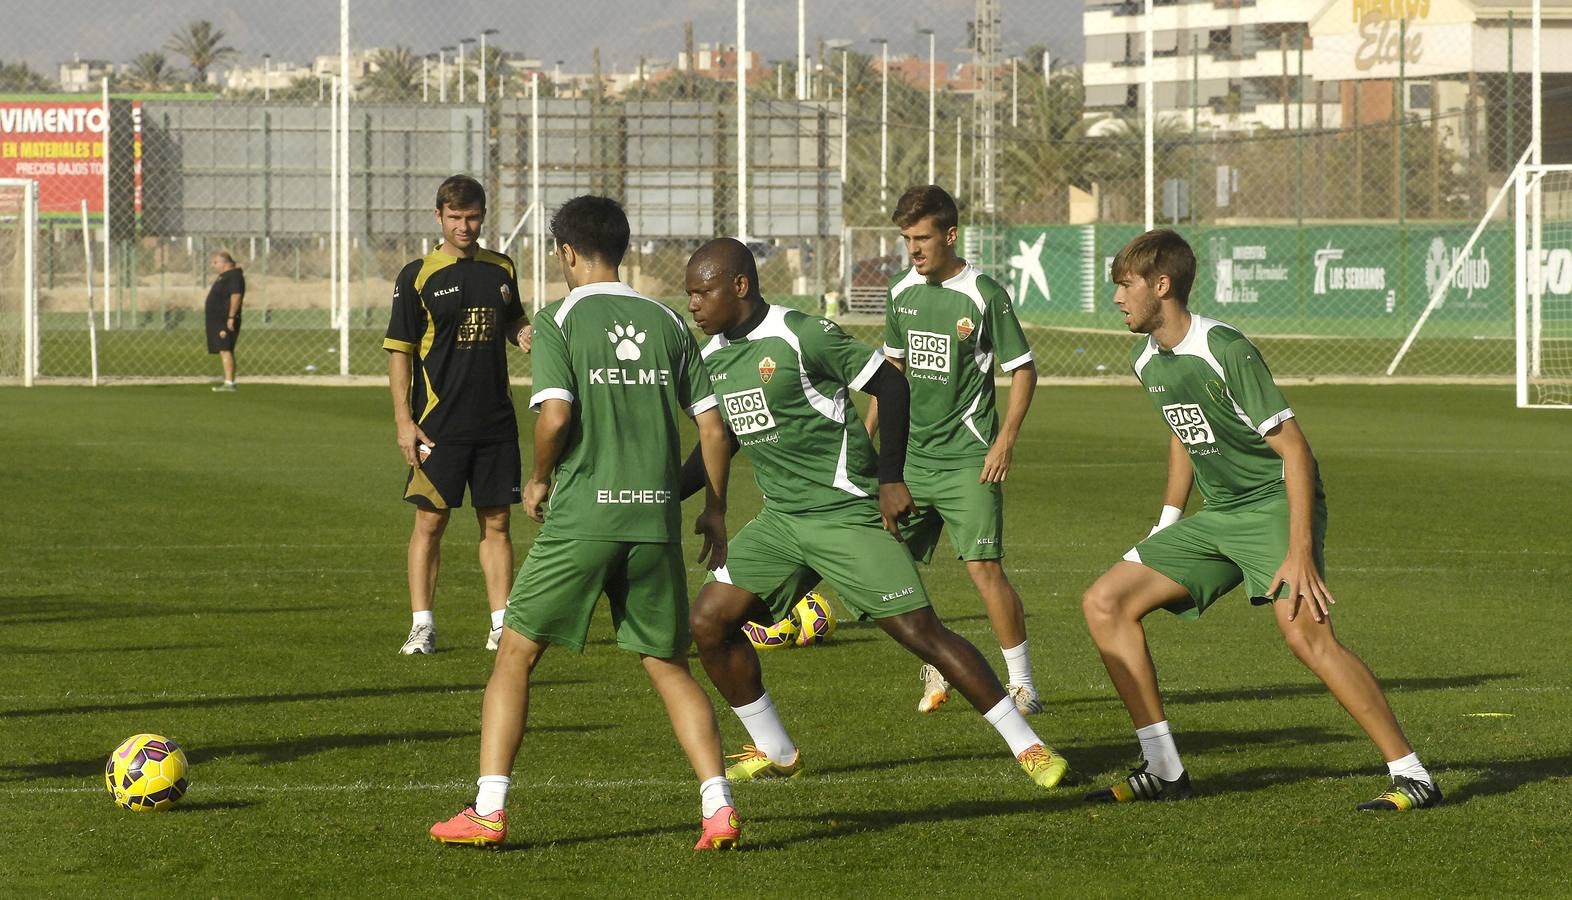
[892, 184, 958, 231]
[550, 195, 630, 267]
[1110, 229, 1197, 305]
[435, 174, 486, 212]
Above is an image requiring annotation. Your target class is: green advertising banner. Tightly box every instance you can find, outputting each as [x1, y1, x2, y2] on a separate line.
[996, 222, 1527, 339]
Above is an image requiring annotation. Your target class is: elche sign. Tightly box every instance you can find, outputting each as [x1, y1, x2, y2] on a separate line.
[1309, 0, 1476, 81]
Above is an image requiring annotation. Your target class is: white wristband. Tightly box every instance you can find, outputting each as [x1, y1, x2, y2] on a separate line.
[1149, 505, 1183, 537]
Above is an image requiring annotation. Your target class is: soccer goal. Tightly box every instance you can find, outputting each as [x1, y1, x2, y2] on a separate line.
[0, 179, 39, 386]
[1516, 164, 1572, 409]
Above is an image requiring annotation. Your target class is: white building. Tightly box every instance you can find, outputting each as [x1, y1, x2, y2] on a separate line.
[1083, 0, 1336, 131]
[1084, 0, 1572, 162]
[58, 58, 116, 93]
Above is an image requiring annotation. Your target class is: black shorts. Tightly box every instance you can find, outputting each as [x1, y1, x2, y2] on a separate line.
[403, 439, 521, 510]
[207, 317, 241, 353]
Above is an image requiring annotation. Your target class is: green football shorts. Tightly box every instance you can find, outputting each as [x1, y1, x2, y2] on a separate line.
[1124, 493, 1328, 619]
[900, 462, 1004, 563]
[705, 505, 931, 621]
[504, 535, 689, 657]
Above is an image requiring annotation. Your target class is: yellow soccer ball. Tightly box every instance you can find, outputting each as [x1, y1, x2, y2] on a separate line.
[105, 733, 190, 811]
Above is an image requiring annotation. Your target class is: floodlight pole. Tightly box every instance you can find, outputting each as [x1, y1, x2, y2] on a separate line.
[737, 0, 749, 239]
[440, 48, 451, 103]
[531, 73, 544, 314]
[797, 0, 807, 100]
[839, 49, 849, 185]
[1011, 57, 1018, 127]
[1143, 0, 1155, 232]
[330, 73, 338, 329]
[881, 38, 889, 211]
[423, 56, 430, 102]
[480, 29, 498, 105]
[339, 0, 352, 372]
[100, 76, 111, 330]
[459, 39, 472, 103]
[922, 29, 935, 186]
[264, 54, 272, 101]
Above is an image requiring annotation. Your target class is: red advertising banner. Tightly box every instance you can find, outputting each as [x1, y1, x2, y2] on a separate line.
[0, 100, 108, 218]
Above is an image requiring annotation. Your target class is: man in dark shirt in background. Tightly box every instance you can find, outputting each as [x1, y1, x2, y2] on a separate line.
[205, 251, 245, 392]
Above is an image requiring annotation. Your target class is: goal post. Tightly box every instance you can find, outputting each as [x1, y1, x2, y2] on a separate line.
[1517, 164, 1572, 409]
[0, 178, 39, 386]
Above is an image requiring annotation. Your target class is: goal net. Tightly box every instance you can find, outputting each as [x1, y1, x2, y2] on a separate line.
[0, 179, 38, 385]
[1517, 165, 1572, 409]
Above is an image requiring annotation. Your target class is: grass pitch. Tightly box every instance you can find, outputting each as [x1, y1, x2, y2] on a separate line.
[2, 384, 1569, 897]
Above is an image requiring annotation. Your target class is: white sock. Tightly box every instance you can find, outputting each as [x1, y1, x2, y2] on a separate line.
[731, 692, 797, 763]
[984, 696, 1042, 757]
[1386, 752, 1432, 785]
[474, 775, 510, 816]
[490, 608, 505, 628]
[699, 775, 734, 817]
[412, 610, 434, 628]
[1001, 641, 1034, 689]
[1136, 720, 1184, 782]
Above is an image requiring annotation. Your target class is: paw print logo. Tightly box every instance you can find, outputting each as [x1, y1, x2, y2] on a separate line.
[609, 323, 647, 361]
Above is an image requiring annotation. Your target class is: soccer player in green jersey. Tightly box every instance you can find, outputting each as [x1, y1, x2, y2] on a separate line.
[385, 175, 528, 655]
[866, 185, 1043, 716]
[430, 196, 742, 849]
[1080, 229, 1440, 811]
[680, 238, 1068, 792]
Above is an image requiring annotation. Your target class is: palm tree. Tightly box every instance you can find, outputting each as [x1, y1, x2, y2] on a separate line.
[166, 20, 237, 85]
[124, 52, 175, 92]
[361, 46, 421, 102]
[0, 60, 52, 92]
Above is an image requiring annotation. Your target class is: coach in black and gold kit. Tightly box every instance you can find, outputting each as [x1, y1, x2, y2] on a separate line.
[385, 175, 529, 656]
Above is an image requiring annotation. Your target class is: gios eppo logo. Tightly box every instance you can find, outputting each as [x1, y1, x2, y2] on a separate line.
[1162, 403, 1214, 446]
[908, 330, 951, 374]
[722, 388, 776, 435]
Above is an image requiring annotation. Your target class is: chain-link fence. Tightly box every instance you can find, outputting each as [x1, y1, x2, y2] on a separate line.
[2, 1, 1568, 384]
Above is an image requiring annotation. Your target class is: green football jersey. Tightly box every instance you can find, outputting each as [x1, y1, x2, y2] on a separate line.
[1131, 315, 1316, 511]
[702, 305, 886, 520]
[529, 282, 716, 543]
[883, 263, 1034, 465]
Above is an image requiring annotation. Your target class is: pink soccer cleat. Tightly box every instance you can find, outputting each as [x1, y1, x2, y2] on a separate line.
[429, 806, 507, 847]
[693, 805, 741, 850]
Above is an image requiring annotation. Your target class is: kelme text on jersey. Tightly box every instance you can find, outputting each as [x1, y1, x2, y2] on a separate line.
[588, 366, 672, 386]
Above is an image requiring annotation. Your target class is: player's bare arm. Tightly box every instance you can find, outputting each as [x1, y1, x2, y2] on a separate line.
[692, 407, 732, 570]
[981, 363, 1036, 484]
[1162, 432, 1193, 510]
[676, 430, 742, 502]
[386, 349, 434, 466]
[1263, 418, 1334, 623]
[524, 398, 573, 523]
[863, 357, 905, 437]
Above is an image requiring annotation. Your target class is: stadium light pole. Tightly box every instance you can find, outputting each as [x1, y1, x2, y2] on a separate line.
[1143, 0, 1154, 231]
[920, 28, 935, 186]
[1011, 56, 1018, 127]
[480, 29, 498, 104]
[263, 54, 271, 101]
[826, 40, 849, 186]
[873, 37, 888, 217]
[423, 55, 431, 102]
[459, 38, 473, 103]
[796, 0, 807, 100]
[737, 0, 749, 240]
[440, 47, 452, 103]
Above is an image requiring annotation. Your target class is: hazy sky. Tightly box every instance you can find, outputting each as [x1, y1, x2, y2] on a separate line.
[4, 0, 1083, 75]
